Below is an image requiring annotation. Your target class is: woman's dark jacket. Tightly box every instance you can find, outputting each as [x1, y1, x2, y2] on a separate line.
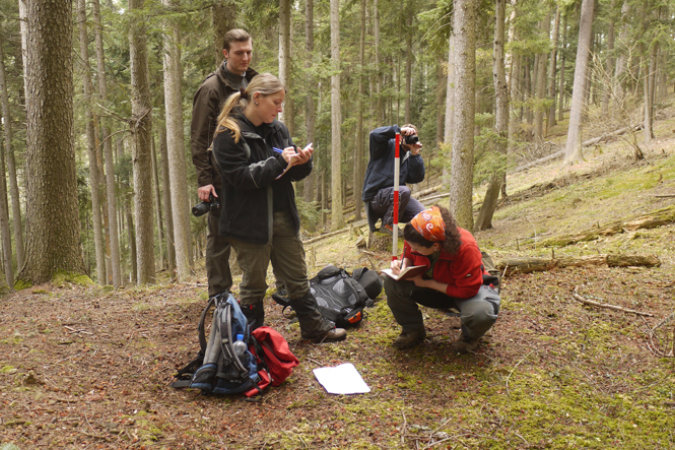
[212, 114, 311, 244]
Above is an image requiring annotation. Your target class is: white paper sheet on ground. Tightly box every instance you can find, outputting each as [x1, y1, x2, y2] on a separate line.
[312, 363, 371, 394]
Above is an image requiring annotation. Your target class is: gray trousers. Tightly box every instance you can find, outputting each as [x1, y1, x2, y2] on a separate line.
[384, 277, 500, 341]
[370, 186, 424, 227]
[228, 211, 330, 338]
[206, 211, 233, 297]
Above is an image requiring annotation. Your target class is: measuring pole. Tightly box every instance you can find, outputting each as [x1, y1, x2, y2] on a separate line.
[392, 132, 401, 260]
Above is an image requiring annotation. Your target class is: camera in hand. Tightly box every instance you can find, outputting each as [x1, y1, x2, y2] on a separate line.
[192, 194, 220, 217]
[404, 134, 419, 145]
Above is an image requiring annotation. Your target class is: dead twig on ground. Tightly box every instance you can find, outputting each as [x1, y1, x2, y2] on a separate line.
[572, 287, 655, 317]
[646, 311, 675, 357]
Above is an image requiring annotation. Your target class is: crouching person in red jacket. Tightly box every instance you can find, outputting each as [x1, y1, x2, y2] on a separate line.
[384, 205, 500, 352]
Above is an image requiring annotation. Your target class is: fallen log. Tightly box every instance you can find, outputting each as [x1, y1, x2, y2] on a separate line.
[496, 253, 660, 275]
[541, 205, 675, 247]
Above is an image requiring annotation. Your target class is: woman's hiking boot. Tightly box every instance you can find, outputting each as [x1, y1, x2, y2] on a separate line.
[393, 328, 426, 349]
[450, 334, 479, 354]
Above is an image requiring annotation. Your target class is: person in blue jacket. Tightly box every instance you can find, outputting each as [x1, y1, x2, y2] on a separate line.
[362, 124, 425, 232]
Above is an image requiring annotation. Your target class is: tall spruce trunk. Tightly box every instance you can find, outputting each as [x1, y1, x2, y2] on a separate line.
[278, 0, 291, 129]
[533, 12, 550, 144]
[303, 0, 316, 204]
[352, 0, 366, 221]
[162, 0, 191, 281]
[546, 4, 561, 132]
[448, 0, 476, 230]
[443, 30, 455, 185]
[212, 1, 236, 66]
[77, 0, 106, 284]
[18, 0, 85, 283]
[329, 0, 344, 230]
[159, 127, 175, 271]
[128, 0, 155, 284]
[475, 0, 509, 231]
[564, 0, 595, 163]
[0, 26, 15, 288]
[92, 0, 121, 288]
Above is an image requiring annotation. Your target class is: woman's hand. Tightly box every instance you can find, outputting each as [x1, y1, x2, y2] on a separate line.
[390, 259, 402, 276]
[282, 144, 313, 167]
[409, 274, 429, 288]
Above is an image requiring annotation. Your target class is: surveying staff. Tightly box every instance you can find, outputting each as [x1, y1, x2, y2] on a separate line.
[384, 205, 500, 351]
[211, 73, 347, 343]
[362, 124, 425, 232]
[190, 29, 257, 297]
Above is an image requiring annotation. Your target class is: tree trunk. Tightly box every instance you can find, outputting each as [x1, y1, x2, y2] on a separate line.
[212, 1, 236, 66]
[442, 30, 455, 185]
[0, 25, 15, 288]
[77, 0, 106, 284]
[448, 0, 476, 230]
[601, 3, 615, 115]
[92, 0, 121, 288]
[373, 0, 384, 123]
[159, 126, 175, 272]
[151, 136, 164, 270]
[546, 4, 560, 132]
[329, 0, 343, 230]
[403, 7, 413, 123]
[613, 1, 630, 106]
[128, 0, 155, 284]
[352, 0, 366, 222]
[278, 0, 291, 129]
[18, 0, 85, 283]
[557, 10, 567, 122]
[302, 0, 316, 204]
[475, 0, 508, 231]
[533, 12, 550, 143]
[162, 0, 191, 281]
[564, 0, 595, 163]
[643, 43, 657, 141]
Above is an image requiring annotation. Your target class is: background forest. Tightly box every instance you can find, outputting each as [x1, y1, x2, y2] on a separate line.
[0, 0, 673, 287]
[1, 1, 674, 448]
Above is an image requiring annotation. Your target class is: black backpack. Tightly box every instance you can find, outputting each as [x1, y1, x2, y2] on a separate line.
[273, 265, 383, 328]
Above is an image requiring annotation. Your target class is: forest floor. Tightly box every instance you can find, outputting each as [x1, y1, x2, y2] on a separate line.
[2, 112, 675, 448]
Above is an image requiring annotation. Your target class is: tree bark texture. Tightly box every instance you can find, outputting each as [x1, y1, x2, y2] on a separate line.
[212, 1, 236, 66]
[19, 0, 85, 283]
[448, 0, 476, 230]
[77, 0, 106, 284]
[475, 0, 508, 231]
[278, 0, 291, 128]
[302, 0, 316, 204]
[162, 0, 191, 281]
[352, 0, 366, 221]
[159, 126, 175, 272]
[533, 12, 550, 143]
[546, 4, 560, 132]
[129, 0, 155, 284]
[564, 0, 594, 163]
[0, 26, 15, 288]
[330, 0, 343, 230]
[92, 0, 121, 288]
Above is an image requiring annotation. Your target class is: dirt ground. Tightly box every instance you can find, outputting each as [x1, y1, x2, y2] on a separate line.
[1, 134, 674, 448]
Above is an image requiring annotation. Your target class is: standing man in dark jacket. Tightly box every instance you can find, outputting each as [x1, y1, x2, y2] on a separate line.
[191, 29, 257, 297]
[362, 124, 426, 232]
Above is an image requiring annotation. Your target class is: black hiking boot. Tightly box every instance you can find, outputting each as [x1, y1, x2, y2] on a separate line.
[393, 328, 426, 349]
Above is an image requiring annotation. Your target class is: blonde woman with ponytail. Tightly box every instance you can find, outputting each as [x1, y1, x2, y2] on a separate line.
[212, 73, 346, 343]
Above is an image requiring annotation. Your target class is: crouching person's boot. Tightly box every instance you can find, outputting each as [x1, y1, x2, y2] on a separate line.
[290, 293, 347, 343]
[241, 301, 265, 331]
